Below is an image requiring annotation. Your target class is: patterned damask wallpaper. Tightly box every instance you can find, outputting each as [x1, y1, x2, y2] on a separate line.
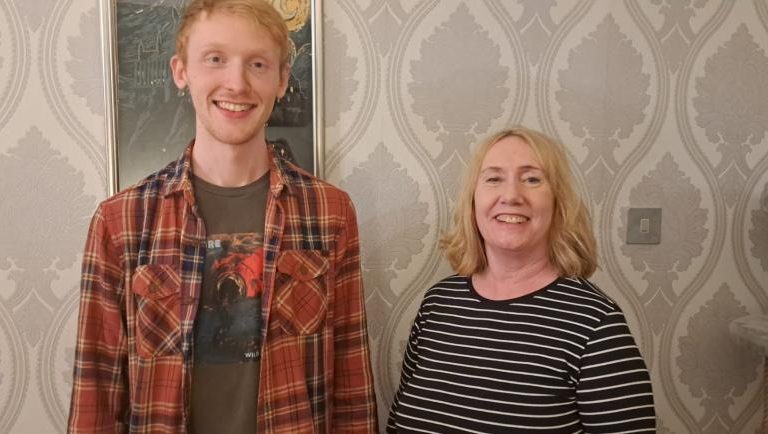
[0, 0, 765, 432]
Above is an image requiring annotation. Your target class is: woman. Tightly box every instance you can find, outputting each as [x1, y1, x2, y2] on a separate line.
[387, 128, 655, 433]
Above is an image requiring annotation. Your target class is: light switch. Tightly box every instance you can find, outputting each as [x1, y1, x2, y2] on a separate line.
[626, 208, 661, 244]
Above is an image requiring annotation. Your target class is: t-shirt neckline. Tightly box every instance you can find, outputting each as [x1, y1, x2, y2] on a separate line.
[466, 274, 563, 304]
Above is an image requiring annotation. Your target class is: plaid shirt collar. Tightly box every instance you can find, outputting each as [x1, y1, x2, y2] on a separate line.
[161, 141, 303, 201]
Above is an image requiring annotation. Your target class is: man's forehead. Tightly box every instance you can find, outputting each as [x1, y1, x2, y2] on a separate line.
[187, 10, 268, 35]
[185, 13, 279, 50]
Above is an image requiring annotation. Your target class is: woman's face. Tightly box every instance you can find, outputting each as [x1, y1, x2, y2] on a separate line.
[473, 136, 555, 264]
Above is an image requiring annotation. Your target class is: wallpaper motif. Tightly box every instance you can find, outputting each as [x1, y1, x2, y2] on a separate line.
[0, 127, 96, 346]
[324, 0, 379, 170]
[677, 284, 761, 432]
[363, 1, 408, 57]
[323, 19, 358, 128]
[340, 143, 429, 340]
[39, 290, 79, 429]
[0, 0, 29, 134]
[0, 304, 26, 434]
[1, 0, 767, 432]
[408, 3, 508, 170]
[65, 6, 102, 116]
[514, 0, 558, 65]
[750, 182, 768, 270]
[556, 14, 651, 204]
[41, 0, 105, 185]
[16, 0, 48, 32]
[618, 154, 709, 335]
[693, 24, 768, 208]
[651, 0, 710, 74]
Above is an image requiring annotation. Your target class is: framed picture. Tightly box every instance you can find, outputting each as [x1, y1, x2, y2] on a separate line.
[100, 0, 324, 194]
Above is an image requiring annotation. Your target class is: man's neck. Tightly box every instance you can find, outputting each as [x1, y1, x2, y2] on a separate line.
[191, 138, 270, 188]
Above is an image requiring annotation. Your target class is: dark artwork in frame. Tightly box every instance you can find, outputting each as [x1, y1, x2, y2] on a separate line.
[105, 0, 321, 191]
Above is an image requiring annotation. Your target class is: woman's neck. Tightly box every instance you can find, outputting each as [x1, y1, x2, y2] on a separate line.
[472, 254, 558, 300]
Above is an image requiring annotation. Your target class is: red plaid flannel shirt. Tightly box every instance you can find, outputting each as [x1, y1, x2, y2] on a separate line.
[67, 145, 378, 433]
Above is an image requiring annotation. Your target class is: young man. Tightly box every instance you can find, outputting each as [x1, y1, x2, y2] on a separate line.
[67, 1, 378, 432]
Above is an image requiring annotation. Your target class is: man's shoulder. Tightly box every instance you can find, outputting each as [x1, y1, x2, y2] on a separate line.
[279, 159, 352, 205]
[98, 158, 182, 214]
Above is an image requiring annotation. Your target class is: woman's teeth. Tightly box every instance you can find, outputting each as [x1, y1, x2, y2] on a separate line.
[496, 215, 528, 224]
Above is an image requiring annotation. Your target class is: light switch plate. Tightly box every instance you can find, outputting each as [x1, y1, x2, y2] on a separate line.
[626, 208, 661, 244]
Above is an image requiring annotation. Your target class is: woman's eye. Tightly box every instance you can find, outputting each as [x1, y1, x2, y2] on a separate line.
[484, 176, 501, 184]
[207, 55, 222, 64]
[253, 61, 264, 68]
[523, 176, 542, 185]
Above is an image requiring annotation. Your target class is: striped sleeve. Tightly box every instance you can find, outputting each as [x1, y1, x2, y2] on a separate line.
[386, 307, 425, 433]
[576, 309, 656, 432]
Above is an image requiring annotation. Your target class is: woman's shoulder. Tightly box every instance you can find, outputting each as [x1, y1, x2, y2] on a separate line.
[426, 274, 469, 291]
[548, 276, 622, 314]
[419, 274, 473, 300]
[431, 273, 467, 284]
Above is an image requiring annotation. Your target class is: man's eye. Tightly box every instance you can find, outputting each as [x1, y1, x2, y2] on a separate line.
[252, 61, 265, 68]
[207, 55, 222, 64]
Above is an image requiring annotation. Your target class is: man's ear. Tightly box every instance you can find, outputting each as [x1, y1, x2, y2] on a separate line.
[170, 54, 188, 90]
[277, 64, 291, 98]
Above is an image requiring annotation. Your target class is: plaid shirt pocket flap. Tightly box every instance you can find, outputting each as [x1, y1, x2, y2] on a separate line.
[132, 264, 181, 300]
[132, 264, 182, 357]
[275, 250, 329, 335]
[277, 249, 329, 281]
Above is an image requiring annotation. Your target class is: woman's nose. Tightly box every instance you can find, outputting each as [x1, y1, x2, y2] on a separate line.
[500, 181, 523, 204]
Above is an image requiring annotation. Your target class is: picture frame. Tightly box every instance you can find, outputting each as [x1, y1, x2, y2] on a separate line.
[100, 0, 324, 194]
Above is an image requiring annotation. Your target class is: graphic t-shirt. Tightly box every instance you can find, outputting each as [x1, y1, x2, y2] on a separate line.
[190, 174, 269, 434]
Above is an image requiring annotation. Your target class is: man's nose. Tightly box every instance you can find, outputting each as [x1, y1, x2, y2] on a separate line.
[224, 62, 249, 92]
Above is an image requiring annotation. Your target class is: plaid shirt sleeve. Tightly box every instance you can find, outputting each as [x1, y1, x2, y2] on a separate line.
[68, 204, 129, 433]
[330, 197, 378, 432]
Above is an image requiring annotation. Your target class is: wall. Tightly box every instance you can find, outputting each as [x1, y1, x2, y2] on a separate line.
[0, 0, 105, 432]
[0, 0, 765, 432]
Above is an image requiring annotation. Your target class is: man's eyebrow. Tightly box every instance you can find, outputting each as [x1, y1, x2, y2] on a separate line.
[196, 43, 272, 56]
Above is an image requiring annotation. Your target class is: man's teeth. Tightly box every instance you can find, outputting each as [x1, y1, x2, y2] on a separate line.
[496, 215, 528, 224]
[217, 101, 252, 112]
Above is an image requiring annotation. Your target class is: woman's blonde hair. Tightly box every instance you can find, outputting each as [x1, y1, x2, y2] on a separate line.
[175, 0, 291, 66]
[440, 127, 597, 278]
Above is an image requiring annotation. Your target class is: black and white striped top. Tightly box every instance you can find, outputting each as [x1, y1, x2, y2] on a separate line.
[387, 275, 655, 433]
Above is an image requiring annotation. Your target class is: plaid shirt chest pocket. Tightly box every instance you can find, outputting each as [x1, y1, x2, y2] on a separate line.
[131, 264, 182, 358]
[274, 250, 329, 335]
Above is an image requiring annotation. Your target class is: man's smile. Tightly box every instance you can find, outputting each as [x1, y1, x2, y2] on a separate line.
[215, 100, 255, 112]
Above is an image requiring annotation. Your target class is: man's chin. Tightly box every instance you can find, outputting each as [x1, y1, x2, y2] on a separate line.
[208, 131, 265, 147]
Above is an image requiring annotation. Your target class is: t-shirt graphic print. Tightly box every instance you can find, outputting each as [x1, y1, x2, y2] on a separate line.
[196, 232, 264, 364]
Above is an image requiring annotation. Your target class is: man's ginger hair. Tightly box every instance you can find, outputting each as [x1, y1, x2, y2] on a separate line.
[175, 0, 291, 66]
